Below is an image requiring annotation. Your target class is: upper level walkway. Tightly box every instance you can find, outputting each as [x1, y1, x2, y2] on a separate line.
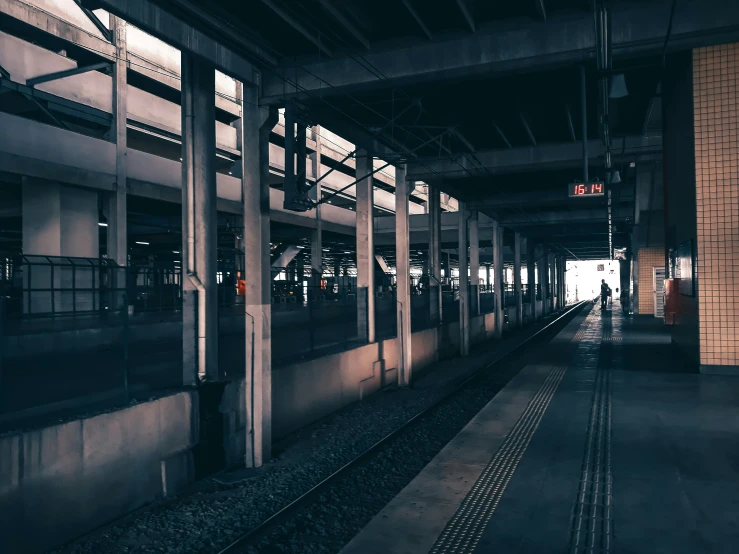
[342, 302, 738, 554]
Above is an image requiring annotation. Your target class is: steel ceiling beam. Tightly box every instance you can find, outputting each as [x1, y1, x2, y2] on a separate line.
[501, 206, 632, 226]
[449, 127, 476, 152]
[318, 0, 370, 50]
[520, 112, 537, 146]
[566, 106, 576, 142]
[455, 0, 475, 33]
[72, 0, 112, 41]
[96, 0, 265, 80]
[472, 189, 634, 208]
[261, 0, 333, 57]
[407, 134, 662, 181]
[401, 0, 433, 40]
[493, 122, 512, 149]
[263, 0, 739, 102]
[534, 0, 547, 21]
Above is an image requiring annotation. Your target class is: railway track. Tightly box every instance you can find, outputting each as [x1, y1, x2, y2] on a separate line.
[217, 300, 590, 554]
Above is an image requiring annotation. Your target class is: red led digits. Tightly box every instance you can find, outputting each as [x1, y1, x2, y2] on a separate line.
[568, 181, 605, 197]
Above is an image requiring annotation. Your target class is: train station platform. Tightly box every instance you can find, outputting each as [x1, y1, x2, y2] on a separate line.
[341, 303, 739, 554]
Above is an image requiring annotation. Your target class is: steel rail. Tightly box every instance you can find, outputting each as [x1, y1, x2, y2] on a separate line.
[217, 299, 590, 554]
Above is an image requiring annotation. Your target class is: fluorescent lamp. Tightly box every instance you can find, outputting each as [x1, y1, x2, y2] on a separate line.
[135, 241, 149, 245]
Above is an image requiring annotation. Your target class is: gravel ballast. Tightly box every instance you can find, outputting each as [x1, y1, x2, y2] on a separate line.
[53, 307, 588, 554]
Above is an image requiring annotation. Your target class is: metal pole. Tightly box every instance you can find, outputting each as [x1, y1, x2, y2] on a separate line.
[122, 290, 129, 402]
[581, 65, 588, 182]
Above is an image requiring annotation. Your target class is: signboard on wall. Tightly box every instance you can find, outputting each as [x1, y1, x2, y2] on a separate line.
[597, 264, 605, 271]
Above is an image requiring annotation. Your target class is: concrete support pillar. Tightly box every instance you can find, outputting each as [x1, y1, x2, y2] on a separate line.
[442, 251, 450, 282]
[539, 248, 549, 315]
[22, 179, 99, 258]
[22, 179, 99, 314]
[514, 231, 523, 327]
[107, 16, 127, 266]
[428, 185, 442, 325]
[356, 149, 375, 343]
[468, 210, 480, 317]
[527, 240, 537, 320]
[181, 53, 219, 384]
[242, 88, 278, 468]
[395, 165, 412, 387]
[493, 220, 504, 339]
[458, 202, 469, 356]
[310, 126, 322, 286]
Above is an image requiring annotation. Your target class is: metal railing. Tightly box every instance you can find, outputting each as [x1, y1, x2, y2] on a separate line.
[0, 254, 543, 427]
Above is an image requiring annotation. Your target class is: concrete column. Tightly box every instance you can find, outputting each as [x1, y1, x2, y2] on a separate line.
[539, 248, 549, 315]
[107, 16, 127, 266]
[22, 179, 99, 258]
[469, 210, 480, 317]
[395, 165, 412, 387]
[356, 149, 375, 343]
[181, 53, 219, 384]
[493, 220, 504, 339]
[514, 231, 523, 327]
[428, 185, 442, 325]
[458, 202, 469, 356]
[310, 126, 322, 286]
[242, 88, 278, 468]
[527, 240, 537, 320]
[22, 178, 99, 314]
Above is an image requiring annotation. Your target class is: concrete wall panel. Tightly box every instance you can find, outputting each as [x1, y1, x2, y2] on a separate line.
[0, 391, 197, 554]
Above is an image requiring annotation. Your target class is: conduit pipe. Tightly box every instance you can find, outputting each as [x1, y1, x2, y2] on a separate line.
[182, 56, 208, 381]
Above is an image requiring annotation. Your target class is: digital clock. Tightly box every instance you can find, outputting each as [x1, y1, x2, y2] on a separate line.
[568, 182, 605, 197]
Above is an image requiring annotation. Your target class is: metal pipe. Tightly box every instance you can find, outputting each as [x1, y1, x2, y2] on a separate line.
[581, 65, 588, 182]
[182, 54, 207, 380]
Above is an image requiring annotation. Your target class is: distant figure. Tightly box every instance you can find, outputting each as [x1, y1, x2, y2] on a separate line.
[600, 279, 610, 311]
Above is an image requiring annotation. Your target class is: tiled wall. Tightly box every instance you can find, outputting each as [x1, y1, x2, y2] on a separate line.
[637, 247, 664, 316]
[694, 44, 739, 368]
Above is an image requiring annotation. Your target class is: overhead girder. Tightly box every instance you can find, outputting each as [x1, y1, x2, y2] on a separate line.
[500, 206, 632, 226]
[406, 135, 662, 182]
[262, 0, 739, 102]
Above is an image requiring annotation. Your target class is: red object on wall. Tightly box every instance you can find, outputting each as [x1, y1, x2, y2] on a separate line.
[236, 279, 246, 296]
[664, 278, 681, 325]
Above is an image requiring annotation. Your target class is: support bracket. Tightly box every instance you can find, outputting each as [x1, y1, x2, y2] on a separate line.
[73, 0, 113, 42]
[26, 62, 112, 88]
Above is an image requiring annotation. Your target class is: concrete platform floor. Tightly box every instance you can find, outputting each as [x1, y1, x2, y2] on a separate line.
[342, 303, 739, 554]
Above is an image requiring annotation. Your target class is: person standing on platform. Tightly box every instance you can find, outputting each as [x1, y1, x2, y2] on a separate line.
[600, 279, 610, 311]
